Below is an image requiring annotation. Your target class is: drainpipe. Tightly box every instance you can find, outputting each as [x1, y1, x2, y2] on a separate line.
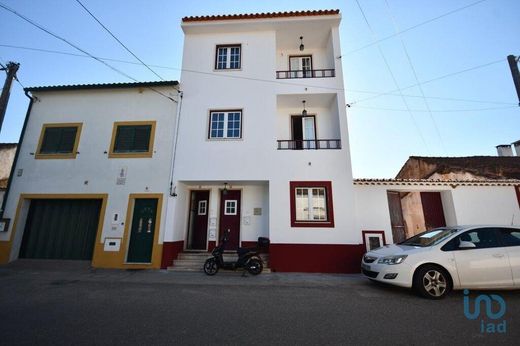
[169, 90, 183, 196]
[0, 90, 35, 219]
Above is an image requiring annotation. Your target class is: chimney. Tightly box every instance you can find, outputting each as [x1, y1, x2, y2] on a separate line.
[512, 140, 520, 157]
[496, 144, 513, 157]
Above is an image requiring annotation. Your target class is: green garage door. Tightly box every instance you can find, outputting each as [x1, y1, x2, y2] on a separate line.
[19, 199, 102, 260]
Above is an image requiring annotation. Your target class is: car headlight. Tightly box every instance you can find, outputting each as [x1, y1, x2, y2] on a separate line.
[377, 255, 407, 265]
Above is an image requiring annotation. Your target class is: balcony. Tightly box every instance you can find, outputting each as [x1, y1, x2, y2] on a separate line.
[276, 69, 335, 79]
[277, 139, 341, 150]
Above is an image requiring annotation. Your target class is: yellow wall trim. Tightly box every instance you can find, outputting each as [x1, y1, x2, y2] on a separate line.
[108, 121, 156, 159]
[35, 123, 83, 160]
[92, 193, 163, 269]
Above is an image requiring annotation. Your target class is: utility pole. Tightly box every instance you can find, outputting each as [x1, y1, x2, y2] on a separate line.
[507, 55, 520, 106]
[0, 61, 20, 133]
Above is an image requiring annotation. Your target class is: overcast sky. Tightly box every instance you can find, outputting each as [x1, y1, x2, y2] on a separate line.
[1, 0, 519, 178]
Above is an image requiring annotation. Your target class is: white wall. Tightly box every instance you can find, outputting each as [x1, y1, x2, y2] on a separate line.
[1, 87, 178, 259]
[354, 183, 520, 244]
[175, 18, 356, 246]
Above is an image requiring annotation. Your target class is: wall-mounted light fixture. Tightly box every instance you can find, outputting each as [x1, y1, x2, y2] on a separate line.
[299, 36, 304, 51]
[301, 100, 307, 116]
[223, 182, 230, 195]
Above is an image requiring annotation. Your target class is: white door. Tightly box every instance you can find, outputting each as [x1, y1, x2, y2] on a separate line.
[453, 228, 513, 288]
[289, 56, 312, 78]
[302, 117, 316, 149]
[497, 227, 520, 286]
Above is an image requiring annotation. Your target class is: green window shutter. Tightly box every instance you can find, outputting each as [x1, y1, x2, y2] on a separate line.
[40, 127, 77, 154]
[57, 127, 78, 153]
[114, 125, 151, 153]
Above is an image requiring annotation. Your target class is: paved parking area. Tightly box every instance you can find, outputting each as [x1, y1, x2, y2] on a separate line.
[0, 260, 518, 345]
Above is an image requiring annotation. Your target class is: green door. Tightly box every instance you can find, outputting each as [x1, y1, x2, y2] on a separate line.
[19, 199, 102, 260]
[127, 198, 158, 263]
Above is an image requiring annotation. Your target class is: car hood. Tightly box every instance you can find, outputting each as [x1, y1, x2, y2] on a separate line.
[368, 244, 428, 256]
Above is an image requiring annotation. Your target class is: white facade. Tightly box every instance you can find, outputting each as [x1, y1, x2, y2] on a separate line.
[0, 85, 179, 267]
[163, 12, 357, 262]
[354, 181, 520, 246]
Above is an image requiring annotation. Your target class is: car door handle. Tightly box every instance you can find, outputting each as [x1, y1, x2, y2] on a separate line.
[492, 254, 505, 258]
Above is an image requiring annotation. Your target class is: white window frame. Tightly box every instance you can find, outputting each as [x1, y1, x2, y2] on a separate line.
[216, 45, 241, 70]
[198, 200, 207, 216]
[224, 200, 238, 215]
[364, 233, 384, 252]
[209, 111, 242, 139]
[295, 187, 328, 222]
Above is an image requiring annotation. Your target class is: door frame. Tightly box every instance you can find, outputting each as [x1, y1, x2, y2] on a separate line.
[185, 189, 211, 251]
[288, 55, 313, 77]
[122, 193, 163, 267]
[1, 193, 108, 265]
[217, 188, 243, 250]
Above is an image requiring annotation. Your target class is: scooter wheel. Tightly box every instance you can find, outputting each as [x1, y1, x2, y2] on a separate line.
[203, 258, 219, 276]
[247, 258, 263, 275]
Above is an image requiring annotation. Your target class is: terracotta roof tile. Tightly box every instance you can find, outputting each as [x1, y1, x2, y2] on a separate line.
[182, 9, 340, 23]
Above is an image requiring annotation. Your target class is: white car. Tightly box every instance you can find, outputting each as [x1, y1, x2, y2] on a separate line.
[361, 226, 520, 299]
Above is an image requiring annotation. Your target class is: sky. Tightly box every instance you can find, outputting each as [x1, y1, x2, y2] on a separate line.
[0, 0, 519, 178]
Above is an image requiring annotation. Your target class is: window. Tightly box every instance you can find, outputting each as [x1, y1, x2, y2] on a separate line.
[289, 181, 334, 227]
[198, 200, 207, 215]
[208, 111, 242, 139]
[289, 55, 313, 78]
[215, 45, 241, 70]
[362, 231, 386, 252]
[35, 123, 82, 159]
[109, 121, 156, 158]
[458, 228, 501, 249]
[224, 200, 237, 215]
[498, 228, 520, 247]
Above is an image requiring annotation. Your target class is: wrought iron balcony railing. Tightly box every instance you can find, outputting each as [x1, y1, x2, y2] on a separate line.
[275, 69, 335, 79]
[277, 139, 341, 150]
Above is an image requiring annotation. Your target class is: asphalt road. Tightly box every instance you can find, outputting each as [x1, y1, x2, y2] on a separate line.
[0, 260, 518, 345]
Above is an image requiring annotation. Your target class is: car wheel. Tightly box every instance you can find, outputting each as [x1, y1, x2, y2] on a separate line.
[413, 265, 452, 299]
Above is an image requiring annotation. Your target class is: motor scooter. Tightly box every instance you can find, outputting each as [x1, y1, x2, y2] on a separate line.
[203, 229, 269, 276]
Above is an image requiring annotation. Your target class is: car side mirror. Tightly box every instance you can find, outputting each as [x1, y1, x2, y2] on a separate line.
[459, 240, 476, 249]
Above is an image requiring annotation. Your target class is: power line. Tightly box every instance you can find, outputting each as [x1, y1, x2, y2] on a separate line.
[353, 105, 518, 113]
[383, 0, 446, 154]
[345, 0, 488, 56]
[1, 43, 516, 107]
[355, 0, 430, 152]
[74, 0, 165, 81]
[347, 58, 505, 106]
[0, 2, 175, 102]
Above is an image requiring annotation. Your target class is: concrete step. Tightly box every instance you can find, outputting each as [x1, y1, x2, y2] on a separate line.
[169, 251, 270, 273]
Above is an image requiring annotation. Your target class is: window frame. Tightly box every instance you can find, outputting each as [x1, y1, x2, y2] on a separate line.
[214, 44, 242, 70]
[109, 121, 156, 158]
[289, 181, 334, 228]
[35, 123, 83, 160]
[207, 110, 243, 140]
[224, 200, 238, 215]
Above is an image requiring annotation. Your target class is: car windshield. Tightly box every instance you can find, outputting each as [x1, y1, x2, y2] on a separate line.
[399, 228, 460, 247]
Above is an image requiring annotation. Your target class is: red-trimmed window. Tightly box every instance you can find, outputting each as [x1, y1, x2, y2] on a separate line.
[290, 181, 334, 227]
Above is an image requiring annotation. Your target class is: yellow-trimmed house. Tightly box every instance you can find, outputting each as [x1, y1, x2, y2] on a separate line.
[0, 81, 180, 269]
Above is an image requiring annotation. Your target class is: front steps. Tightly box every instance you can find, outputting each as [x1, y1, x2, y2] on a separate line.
[167, 252, 271, 273]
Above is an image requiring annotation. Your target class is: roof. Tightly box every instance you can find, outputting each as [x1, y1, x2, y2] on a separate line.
[354, 178, 520, 187]
[24, 81, 179, 92]
[0, 143, 17, 149]
[182, 9, 340, 23]
[396, 156, 520, 180]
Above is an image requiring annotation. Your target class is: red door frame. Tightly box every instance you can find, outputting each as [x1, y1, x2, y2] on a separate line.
[218, 189, 241, 250]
